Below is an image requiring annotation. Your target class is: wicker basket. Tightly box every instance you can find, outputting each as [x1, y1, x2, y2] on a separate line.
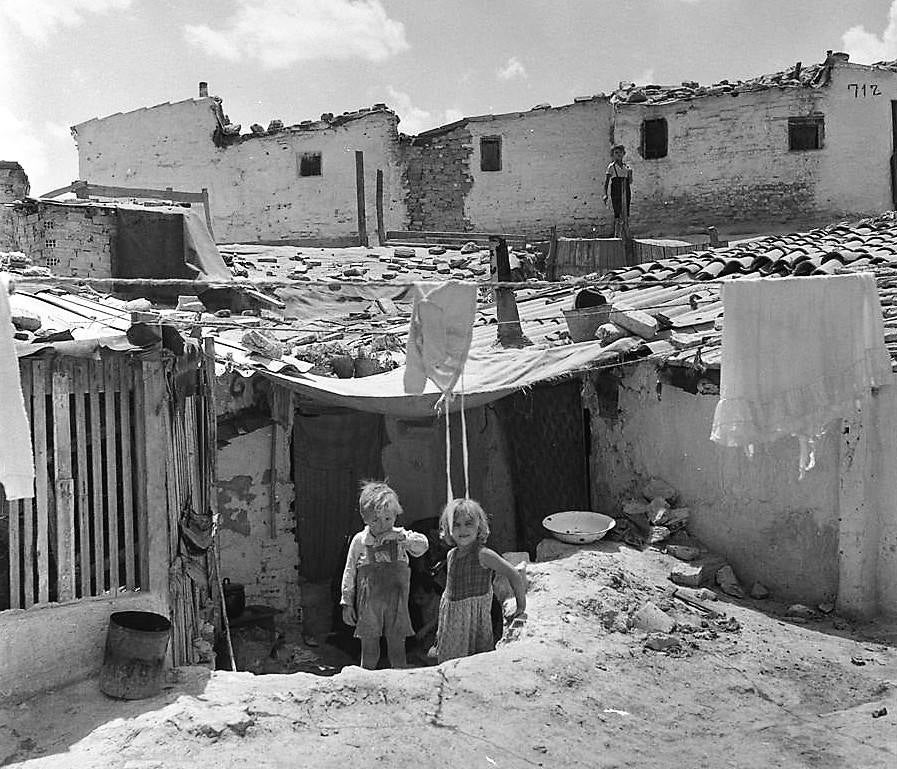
[563, 306, 611, 342]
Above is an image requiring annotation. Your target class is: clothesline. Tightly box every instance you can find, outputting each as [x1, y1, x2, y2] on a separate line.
[2, 271, 855, 293]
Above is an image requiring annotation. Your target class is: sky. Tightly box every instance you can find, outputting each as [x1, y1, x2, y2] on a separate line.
[0, 0, 896, 196]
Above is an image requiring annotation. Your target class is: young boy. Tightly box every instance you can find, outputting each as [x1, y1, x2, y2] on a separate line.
[602, 144, 633, 239]
[340, 481, 429, 669]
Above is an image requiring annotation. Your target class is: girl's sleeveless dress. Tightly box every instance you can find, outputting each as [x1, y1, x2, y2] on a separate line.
[436, 545, 494, 663]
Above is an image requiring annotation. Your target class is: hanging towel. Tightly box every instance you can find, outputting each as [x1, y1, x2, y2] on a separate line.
[404, 280, 478, 396]
[710, 274, 893, 474]
[0, 275, 34, 499]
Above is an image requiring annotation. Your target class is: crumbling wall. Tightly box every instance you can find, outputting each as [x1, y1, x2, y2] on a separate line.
[0, 161, 29, 201]
[74, 98, 408, 244]
[402, 126, 474, 232]
[584, 363, 840, 605]
[8, 203, 116, 277]
[612, 88, 828, 235]
[462, 100, 613, 238]
[217, 421, 299, 614]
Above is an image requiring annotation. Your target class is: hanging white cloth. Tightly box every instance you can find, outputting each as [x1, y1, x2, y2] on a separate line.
[404, 281, 477, 501]
[0, 275, 34, 499]
[710, 273, 892, 475]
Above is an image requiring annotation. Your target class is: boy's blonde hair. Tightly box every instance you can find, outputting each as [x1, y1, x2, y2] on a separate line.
[439, 498, 490, 546]
[358, 480, 402, 521]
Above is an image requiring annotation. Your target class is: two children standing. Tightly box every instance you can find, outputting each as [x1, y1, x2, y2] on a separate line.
[340, 481, 526, 669]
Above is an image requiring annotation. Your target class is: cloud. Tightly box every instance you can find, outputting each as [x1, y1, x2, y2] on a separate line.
[842, 1, 897, 63]
[184, 0, 408, 68]
[635, 68, 656, 85]
[385, 87, 463, 135]
[497, 56, 527, 81]
[0, 0, 132, 44]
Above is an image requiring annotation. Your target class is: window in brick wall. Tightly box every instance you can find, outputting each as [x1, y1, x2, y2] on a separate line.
[640, 118, 668, 159]
[788, 115, 824, 151]
[480, 136, 502, 171]
[299, 152, 322, 177]
[44, 238, 57, 249]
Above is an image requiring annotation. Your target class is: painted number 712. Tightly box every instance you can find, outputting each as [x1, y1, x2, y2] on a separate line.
[848, 83, 881, 98]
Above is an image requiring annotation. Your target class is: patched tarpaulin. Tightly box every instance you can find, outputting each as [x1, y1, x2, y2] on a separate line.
[263, 341, 624, 418]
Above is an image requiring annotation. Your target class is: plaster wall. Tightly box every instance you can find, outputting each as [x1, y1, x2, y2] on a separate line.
[585, 365, 841, 605]
[462, 101, 613, 238]
[0, 592, 167, 700]
[217, 424, 299, 614]
[612, 88, 829, 235]
[812, 65, 897, 217]
[74, 99, 408, 245]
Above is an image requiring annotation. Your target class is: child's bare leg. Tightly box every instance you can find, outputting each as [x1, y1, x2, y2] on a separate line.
[360, 636, 380, 670]
[386, 634, 408, 668]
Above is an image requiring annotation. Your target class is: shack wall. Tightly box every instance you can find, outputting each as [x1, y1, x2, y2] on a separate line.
[74, 99, 407, 245]
[585, 364, 841, 605]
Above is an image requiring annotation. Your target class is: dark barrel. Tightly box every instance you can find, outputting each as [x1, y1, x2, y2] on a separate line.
[99, 611, 171, 700]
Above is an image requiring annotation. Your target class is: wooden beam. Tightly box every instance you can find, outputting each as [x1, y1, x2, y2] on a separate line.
[32, 360, 49, 604]
[104, 358, 120, 595]
[375, 169, 385, 246]
[52, 361, 76, 601]
[89, 362, 106, 594]
[119, 357, 135, 590]
[355, 151, 368, 248]
[20, 364, 33, 607]
[73, 361, 91, 598]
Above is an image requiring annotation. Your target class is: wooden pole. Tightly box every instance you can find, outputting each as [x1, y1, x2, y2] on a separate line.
[355, 150, 368, 247]
[375, 169, 386, 246]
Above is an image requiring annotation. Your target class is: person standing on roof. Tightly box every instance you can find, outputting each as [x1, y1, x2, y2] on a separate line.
[603, 144, 633, 240]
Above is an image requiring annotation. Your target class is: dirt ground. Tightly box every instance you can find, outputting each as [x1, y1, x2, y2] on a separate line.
[2, 541, 896, 769]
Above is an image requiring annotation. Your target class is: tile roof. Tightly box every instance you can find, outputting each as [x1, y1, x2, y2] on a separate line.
[589, 211, 897, 369]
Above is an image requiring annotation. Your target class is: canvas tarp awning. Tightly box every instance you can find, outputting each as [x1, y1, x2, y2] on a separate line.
[262, 340, 624, 417]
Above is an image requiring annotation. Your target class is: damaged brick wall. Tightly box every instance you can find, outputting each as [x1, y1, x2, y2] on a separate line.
[7, 203, 115, 277]
[0, 161, 29, 202]
[402, 126, 474, 232]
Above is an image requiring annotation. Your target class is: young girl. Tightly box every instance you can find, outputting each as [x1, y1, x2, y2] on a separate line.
[602, 144, 633, 239]
[436, 498, 526, 663]
[340, 481, 429, 669]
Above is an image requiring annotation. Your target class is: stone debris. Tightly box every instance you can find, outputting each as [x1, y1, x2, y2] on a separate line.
[460, 241, 480, 254]
[393, 247, 416, 258]
[428, 246, 446, 255]
[644, 632, 681, 651]
[241, 329, 284, 360]
[715, 565, 746, 598]
[666, 544, 701, 561]
[786, 604, 815, 620]
[631, 601, 676, 634]
[674, 585, 718, 602]
[652, 507, 690, 531]
[817, 601, 835, 614]
[670, 556, 724, 588]
[749, 581, 770, 599]
[649, 526, 671, 545]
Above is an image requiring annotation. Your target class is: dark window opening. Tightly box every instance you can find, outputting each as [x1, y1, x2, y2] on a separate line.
[299, 152, 322, 176]
[480, 136, 502, 171]
[788, 116, 824, 151]
[641, 118, 668, 159]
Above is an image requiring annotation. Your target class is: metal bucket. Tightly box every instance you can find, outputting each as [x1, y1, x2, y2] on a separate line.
[99, 611, 171, 700]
